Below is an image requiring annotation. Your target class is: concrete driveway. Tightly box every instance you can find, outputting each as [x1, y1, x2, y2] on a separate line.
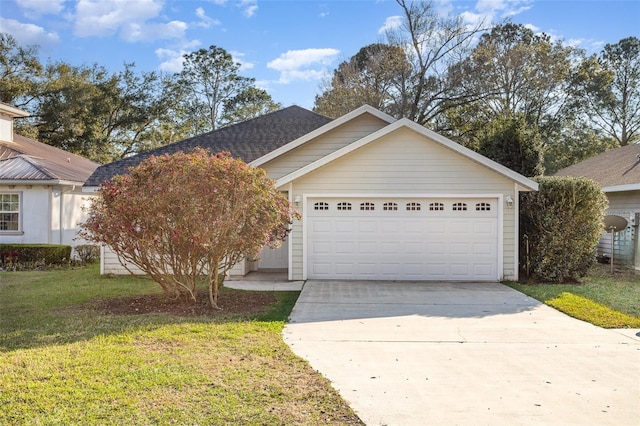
[282, 281, 640, 426]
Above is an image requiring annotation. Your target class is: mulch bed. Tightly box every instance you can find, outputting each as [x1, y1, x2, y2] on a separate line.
[91, 288, 278, 317]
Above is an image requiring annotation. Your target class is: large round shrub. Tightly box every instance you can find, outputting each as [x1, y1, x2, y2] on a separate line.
[520, 176, 608, 282]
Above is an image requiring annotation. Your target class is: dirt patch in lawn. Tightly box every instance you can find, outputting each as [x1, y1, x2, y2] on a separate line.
[91, 288, 278, 317]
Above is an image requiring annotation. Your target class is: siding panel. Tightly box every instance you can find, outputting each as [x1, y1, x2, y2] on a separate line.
[289, 127, 518, 280]
[263, 114, 388, 179]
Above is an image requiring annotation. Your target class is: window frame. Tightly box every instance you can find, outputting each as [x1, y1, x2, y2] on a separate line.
[0, 192, 22, 234]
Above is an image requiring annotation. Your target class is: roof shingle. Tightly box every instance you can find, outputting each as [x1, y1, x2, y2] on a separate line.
[84, 105, 332, 187]
[554, 144, 640, 188]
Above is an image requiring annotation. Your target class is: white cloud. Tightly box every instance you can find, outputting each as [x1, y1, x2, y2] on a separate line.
[156, 48, 187, 73]
[74, 0, 186, 42]
[16, 0, 64, 16]
[459, 0, 532, 27]
[230, 51, 254, 71]
[524, 23, 539, 32]
[378, 15, 402, 35]
[239, 0, 258, 17]
[195, 7, 221, 28]
[155, 39, 203, 72]
[267, 48, 340, 84]
[122, 20, 187, 42]
[0, 17, 60, 47]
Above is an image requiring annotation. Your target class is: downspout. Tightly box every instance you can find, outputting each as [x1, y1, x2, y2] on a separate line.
[58, 185, 76, 245]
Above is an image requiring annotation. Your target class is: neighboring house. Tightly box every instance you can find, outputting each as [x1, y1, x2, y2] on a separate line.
[84, 105, 538, 281]
[0, 103, 100, 254]
[555, 144, 640, 269]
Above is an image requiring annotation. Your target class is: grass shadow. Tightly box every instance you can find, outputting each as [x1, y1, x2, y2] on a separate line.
[0, 265, 300, 352]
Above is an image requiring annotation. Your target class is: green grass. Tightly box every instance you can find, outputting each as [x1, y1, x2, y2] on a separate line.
[506, 266, 640, 328]
[0, 265, 363, 425]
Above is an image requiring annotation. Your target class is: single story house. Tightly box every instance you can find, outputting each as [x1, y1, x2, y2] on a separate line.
[0, 103, 100, 253]
[555, 144, 640, 269]
[84, 105, 538, 281]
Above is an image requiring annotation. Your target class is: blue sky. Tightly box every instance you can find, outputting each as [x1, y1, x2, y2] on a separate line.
[1, 0, 639, 109]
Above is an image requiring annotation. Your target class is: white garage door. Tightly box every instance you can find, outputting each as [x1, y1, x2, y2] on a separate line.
[307, 197, 499, 281]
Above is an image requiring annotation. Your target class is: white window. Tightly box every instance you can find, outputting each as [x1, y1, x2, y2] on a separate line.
[452, 202, 467, 211]
[406, 202, 421, 211]
[475, 202, 491, 211]
[383, 202, 398, 211]
[0, 193, 20, 232]
[314, 202, 329, 211]
[360, 202, 375, 211]
[429, 202, 444, 211]
[337, 202, 352, 211]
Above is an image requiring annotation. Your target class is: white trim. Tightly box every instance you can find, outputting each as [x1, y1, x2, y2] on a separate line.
[498, 194, 504, 281]
[301, 193, 504, 281]
[513, 182, 519, 281]
[249, 105, 396, 168]
[0, 179, 83, 186]
[100, 245, 105, 275]
[288, 182, 293, 281]
[82, 186, 100, 193]
[603, 183, 640, 193]
[276, 119, 539, 192]
[0, 103, 29, 118]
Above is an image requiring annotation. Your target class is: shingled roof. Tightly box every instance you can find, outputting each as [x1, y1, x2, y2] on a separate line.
[554, 144, 640, 189]
[0, 134, 100, 183]
[84, 105, 332, 188]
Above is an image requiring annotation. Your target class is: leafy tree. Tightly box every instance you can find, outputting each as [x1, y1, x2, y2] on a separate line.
[447, 23, 580, 143]
[382, 0, 486, 126]
[80, 148, 296, 308]
[577, 37, 640, 146]
[17, 62, 172, 162]
[475, 114, 544, 177]
[176, 45, 279, 131]
[220, 86, 282, 126]
[314, 43, 411, 118]
[543, 124, 617, 174]
[0, 33, 42, 107]
[520, 177, 608, 283]
[314, 0, 485, 124]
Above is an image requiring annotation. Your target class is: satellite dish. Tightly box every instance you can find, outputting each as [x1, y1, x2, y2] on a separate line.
[603, 215, 628, 274]
[603, 215, 628, 232]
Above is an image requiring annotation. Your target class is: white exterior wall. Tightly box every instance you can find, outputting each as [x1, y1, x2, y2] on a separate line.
[0, 184, 95, 258]
[0, 185, 50, 245]
[263, 114, 389, 180]
[0, 115, 13, 142]
[280, 127, 519, 281]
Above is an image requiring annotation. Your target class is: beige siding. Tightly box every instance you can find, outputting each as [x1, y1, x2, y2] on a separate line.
[600, 190, 640, 267]
[102, 245, 145, 275]
[606, 191, 640, 214]
[262, 114, 389, 179]
[102, 245, 251, 276]
[288, 127, 518, 280]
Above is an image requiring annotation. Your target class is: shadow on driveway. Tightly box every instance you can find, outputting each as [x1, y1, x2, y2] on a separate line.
[283, 280, 640, 425]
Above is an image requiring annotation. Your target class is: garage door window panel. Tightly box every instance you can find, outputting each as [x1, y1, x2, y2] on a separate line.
[360, 202, 375, 211]
[307, 197, 499, 281]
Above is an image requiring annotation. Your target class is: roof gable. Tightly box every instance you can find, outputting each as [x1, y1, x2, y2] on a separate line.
[85, 106, 332, 187]
[250, 105, 396, 167]
[554, 144, 640, 190]
[276, 118, 538, 191]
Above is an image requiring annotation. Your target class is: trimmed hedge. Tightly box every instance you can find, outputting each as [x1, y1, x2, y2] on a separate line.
[0, 244, 72, 266]
[74, 244, 100, 264]
[520, 176, 608, 283]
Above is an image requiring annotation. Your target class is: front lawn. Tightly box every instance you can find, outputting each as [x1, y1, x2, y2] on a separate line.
[506, 266, 640, 328]
[0, 265, 363, 425]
